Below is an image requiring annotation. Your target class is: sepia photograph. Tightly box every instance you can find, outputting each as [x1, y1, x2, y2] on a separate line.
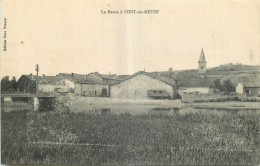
[1, 0, 260, 165]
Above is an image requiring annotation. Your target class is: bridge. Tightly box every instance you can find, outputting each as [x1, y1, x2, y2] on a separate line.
[1, 93, 57, 112]
[0, 94, 56, 98]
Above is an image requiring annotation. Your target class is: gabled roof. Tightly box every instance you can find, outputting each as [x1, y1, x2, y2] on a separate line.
[149, 71, 177, 81]
[117, 75, 129, 80]
[89, 72, 117, 80]
[239, 82, 260, 88]
[112, 71, 177, 87]
[198, 48, 206, 63]
[56, 73, 87, 84]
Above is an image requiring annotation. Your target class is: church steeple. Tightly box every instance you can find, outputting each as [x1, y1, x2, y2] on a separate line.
[198, 48, 206, 63]
[198, 48, 207, 73]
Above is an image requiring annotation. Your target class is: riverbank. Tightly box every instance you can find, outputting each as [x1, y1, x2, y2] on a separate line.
[60, 96, 260, 113]
[191, 102, 260, 110]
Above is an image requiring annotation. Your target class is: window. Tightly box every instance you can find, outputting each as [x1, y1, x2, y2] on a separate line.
[159, 91, 162, 94]
[201, 66, 204, 69]
[94, 91, 97, 95]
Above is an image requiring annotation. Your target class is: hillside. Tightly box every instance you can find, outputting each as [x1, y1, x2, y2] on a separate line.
[175, 64, 260, 86]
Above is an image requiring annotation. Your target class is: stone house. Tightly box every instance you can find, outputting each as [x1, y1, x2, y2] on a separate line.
[56, 72, 113, 97]
[110, 71, 178, 99]
[74, 81, 110, 97]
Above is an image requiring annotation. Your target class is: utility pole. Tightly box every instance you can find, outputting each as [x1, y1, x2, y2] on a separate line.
[35, 64, 39, 94]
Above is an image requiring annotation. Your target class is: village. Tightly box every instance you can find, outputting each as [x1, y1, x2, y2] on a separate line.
[2, 49, 260, 165]
[11, 49, 260, 100]
[2, 48, 260, 114]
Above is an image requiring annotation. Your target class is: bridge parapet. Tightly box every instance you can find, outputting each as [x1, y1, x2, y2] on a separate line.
[1, 94, 56, 112]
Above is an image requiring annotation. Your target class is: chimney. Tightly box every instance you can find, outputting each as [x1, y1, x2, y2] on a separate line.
[169, 67, 173, 72]
[71, 73, 74, 77]
[109, 71, 111, 75]
[144, 68, 145, 72]
[42, 74, 45, 76]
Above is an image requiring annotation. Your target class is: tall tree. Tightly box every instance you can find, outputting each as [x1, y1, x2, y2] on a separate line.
[1, 76, 17, 93]
[11, 76, 17, 90]
[222, 79, 235, 94]
[213, 79, 222, 92]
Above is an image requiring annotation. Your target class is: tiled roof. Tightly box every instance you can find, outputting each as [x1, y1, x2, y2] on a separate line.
[148, 73, 177, 87]
[56, 73, 87, 83]
[112, 71, 177, 87]
[117, 75, 129, 80]
[90, 72, 118, 80]
[24, 75, 63, 85]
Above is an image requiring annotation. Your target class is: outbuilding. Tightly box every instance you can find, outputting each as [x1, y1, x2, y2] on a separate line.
[236, 82, 260, 96]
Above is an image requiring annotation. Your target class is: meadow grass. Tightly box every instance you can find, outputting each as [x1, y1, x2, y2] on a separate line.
[2, 109, 260, 165]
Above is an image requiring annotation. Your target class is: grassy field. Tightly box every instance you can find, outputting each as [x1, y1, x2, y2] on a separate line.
[2, 108, 260, 165]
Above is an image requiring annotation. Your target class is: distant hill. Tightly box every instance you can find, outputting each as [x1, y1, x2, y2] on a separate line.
[174, 64, 260, 86]
[209, 63, 260, 72]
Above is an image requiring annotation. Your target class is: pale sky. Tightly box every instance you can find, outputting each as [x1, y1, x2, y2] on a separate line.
[1, 0, 260, 79]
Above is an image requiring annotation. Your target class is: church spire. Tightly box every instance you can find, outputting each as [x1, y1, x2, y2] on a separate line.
[198, 48, 206, 63]
[198, 48, 207, 73]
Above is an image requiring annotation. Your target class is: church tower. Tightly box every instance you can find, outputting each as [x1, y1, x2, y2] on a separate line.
[198, 48, 207, 73]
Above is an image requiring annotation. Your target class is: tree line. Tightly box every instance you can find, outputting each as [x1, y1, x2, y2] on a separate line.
[1, 76, 18, 93]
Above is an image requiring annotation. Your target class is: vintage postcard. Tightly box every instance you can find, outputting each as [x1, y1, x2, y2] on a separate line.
[1, 0, 260, 165]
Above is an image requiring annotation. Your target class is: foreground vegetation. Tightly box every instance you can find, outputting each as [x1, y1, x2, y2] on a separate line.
[2, 109, 260, 165]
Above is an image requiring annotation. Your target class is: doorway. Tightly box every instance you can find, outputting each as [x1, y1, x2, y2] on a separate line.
[102, 88, 108, 96]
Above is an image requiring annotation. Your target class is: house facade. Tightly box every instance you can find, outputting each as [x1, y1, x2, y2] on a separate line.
[74, 82, 109, 97]
[236, 82, 260, 96]
[110, 71, 178, 99]
[178, 78, 212, 95]
[56, 72, 117, 97]
[179, 87, 210, 94]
